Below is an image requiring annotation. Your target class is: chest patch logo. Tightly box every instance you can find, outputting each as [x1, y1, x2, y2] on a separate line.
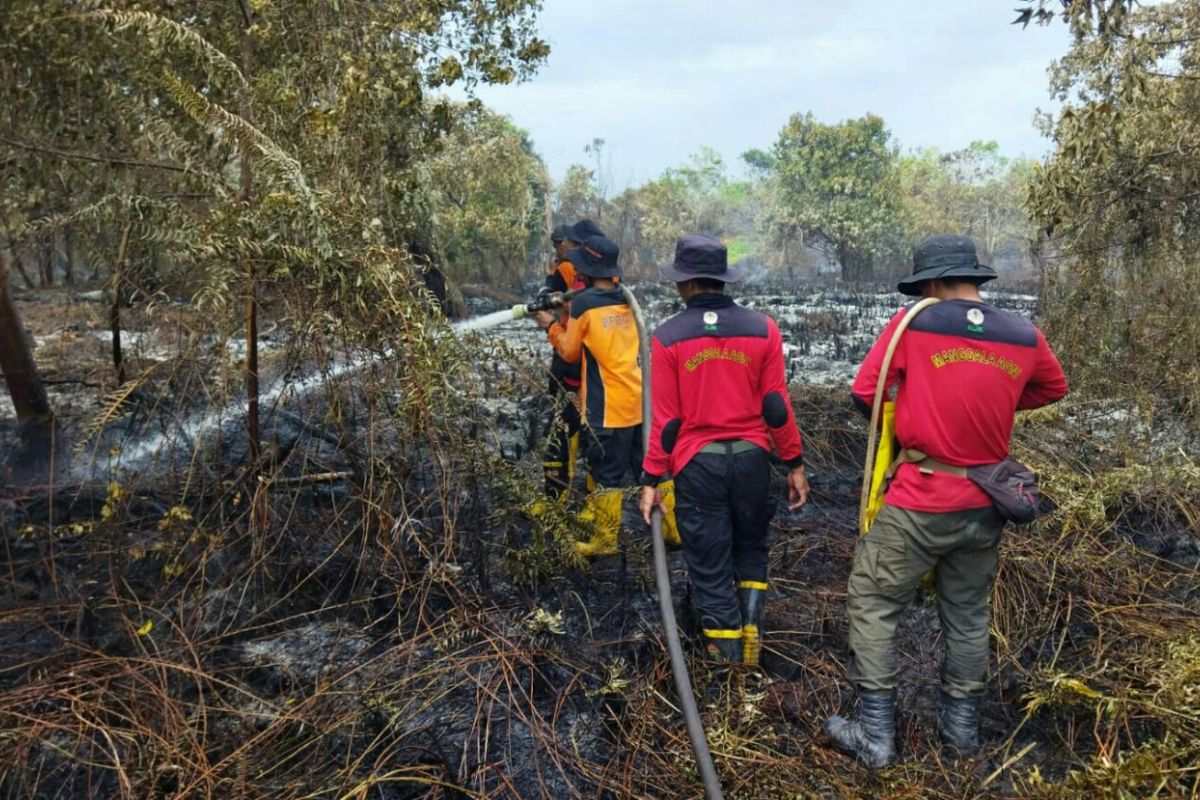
[966, 308, 985, 333]
[702, 311, 718, 330]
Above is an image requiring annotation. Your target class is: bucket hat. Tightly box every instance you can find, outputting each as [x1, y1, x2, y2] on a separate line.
[657, 234, 742, 283]
[567, 234, 622, 279]
[898, 234, 997, 296]
[550, 223, 572, 243]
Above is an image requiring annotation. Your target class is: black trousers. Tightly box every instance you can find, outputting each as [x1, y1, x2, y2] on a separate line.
[585, 424, 643, 489]
[543, 376, 582, 497]
[674, 445, 774, 632]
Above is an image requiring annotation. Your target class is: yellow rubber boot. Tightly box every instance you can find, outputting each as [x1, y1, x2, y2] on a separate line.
[575, 488, 622, 557]
[659, 479, 681, 547]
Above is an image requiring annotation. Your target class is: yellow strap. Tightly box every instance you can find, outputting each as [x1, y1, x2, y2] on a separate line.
[702, 628, 743, 640]
[737, 580, 769, 591]
[864, 400, 896, 532]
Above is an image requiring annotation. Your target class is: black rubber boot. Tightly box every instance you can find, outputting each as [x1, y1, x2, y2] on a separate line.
[938, 692, 981, 755]
[824, 690, 897, 769]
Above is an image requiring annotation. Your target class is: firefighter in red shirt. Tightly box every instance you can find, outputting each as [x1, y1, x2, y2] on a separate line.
[824, 234, 1068, 768]
[639, 234, 809, 664]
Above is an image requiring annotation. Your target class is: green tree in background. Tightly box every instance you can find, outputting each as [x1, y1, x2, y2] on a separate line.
[901, 141, 1034, 271]
[428, 105, 548, 291]
[771, 112, 904, 281]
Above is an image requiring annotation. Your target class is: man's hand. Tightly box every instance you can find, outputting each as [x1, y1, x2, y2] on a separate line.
[532, 310, 555, 330]
[787, 466, 810, 511]
[640, 486, 668, 525]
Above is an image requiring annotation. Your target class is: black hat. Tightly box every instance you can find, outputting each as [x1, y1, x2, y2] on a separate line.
[551, 223, 572, 243]
[898, 234, 997, 296]
[566, 219, 605, 244]
[567, 234, 621, 279]
[658, 234, 742, 283]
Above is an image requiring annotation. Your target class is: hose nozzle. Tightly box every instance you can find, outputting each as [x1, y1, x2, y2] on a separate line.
[524, 289, 577, 316]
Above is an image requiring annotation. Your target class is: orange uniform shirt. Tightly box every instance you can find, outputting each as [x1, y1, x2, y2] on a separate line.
[547, 287, 642, 429]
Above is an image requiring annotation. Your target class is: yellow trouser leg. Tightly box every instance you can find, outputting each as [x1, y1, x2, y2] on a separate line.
[575, 488, 622, 557]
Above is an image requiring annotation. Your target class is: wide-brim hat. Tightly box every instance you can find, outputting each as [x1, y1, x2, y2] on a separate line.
[567, 234, 622, 278]
[658, 233, 742, 283]
[898, 234, 998, 296]
[550, 223, 572, 243]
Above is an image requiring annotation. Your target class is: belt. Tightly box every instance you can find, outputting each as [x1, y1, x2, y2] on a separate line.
[699, 439, 760, 456]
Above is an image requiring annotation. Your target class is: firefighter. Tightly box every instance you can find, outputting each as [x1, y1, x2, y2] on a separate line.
[533, 234, 643, 556]
[824, 234, 1068, 768]
[536, 221, 591, 500]
[639, 234, 809, 664]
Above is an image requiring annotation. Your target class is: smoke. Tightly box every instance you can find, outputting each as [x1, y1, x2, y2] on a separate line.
[733, 257, 770, 284]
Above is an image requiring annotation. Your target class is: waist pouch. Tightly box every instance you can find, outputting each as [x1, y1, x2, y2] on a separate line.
[886, 449, 1040, 524]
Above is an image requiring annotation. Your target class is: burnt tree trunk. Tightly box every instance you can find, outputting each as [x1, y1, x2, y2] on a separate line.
[110, 220, 133, 385]
[0, 258, 55, 467]
[38, 235, 53, 287]
[63, 228, 75, 287]
[238, 0, 260, 466]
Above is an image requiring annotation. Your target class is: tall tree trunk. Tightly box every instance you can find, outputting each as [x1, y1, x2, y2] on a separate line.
[238, 0, 260, 466]
[63, 228, 75, 287]
[6, 241, 36, 289]
[37, 236, 53, 287]
[0, 257, 54, 464]
[111, 220, 133, 385]
[784, 235, 793, 282]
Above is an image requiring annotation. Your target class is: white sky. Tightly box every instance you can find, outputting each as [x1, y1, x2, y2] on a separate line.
[467, 0, 1073, 187]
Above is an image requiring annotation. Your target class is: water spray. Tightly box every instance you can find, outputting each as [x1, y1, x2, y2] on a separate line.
[452, 290, 579, 333]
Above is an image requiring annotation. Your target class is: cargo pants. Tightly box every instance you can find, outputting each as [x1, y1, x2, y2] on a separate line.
[846, 503, 1004, 699]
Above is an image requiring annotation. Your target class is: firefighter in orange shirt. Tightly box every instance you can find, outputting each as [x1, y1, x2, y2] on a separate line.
[532, 234, 642, 556]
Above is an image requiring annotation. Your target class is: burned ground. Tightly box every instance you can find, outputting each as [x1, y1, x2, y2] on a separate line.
[1, 284, 1198, 799]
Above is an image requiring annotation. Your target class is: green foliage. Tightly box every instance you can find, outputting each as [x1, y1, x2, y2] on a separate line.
[900, 141, 1035, 271]
[427, 104, 548, 289]
[555, 148, 762, 276]
[1028, 0, 1200, 430]
[770, 112, 905, 280]
[0, 0, 549, 308]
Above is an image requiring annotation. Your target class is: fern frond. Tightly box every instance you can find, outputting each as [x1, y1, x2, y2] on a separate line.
[80, 373, 151, 444]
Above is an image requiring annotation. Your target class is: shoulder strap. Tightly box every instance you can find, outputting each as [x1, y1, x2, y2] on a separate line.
[858, 298, 941, 535]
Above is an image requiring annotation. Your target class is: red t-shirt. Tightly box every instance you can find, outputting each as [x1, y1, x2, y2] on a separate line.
[852, 299, 1068, 513]
[642, 293, 803, 482]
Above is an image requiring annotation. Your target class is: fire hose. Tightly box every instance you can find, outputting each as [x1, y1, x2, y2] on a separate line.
[621, 284, 725, 800]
